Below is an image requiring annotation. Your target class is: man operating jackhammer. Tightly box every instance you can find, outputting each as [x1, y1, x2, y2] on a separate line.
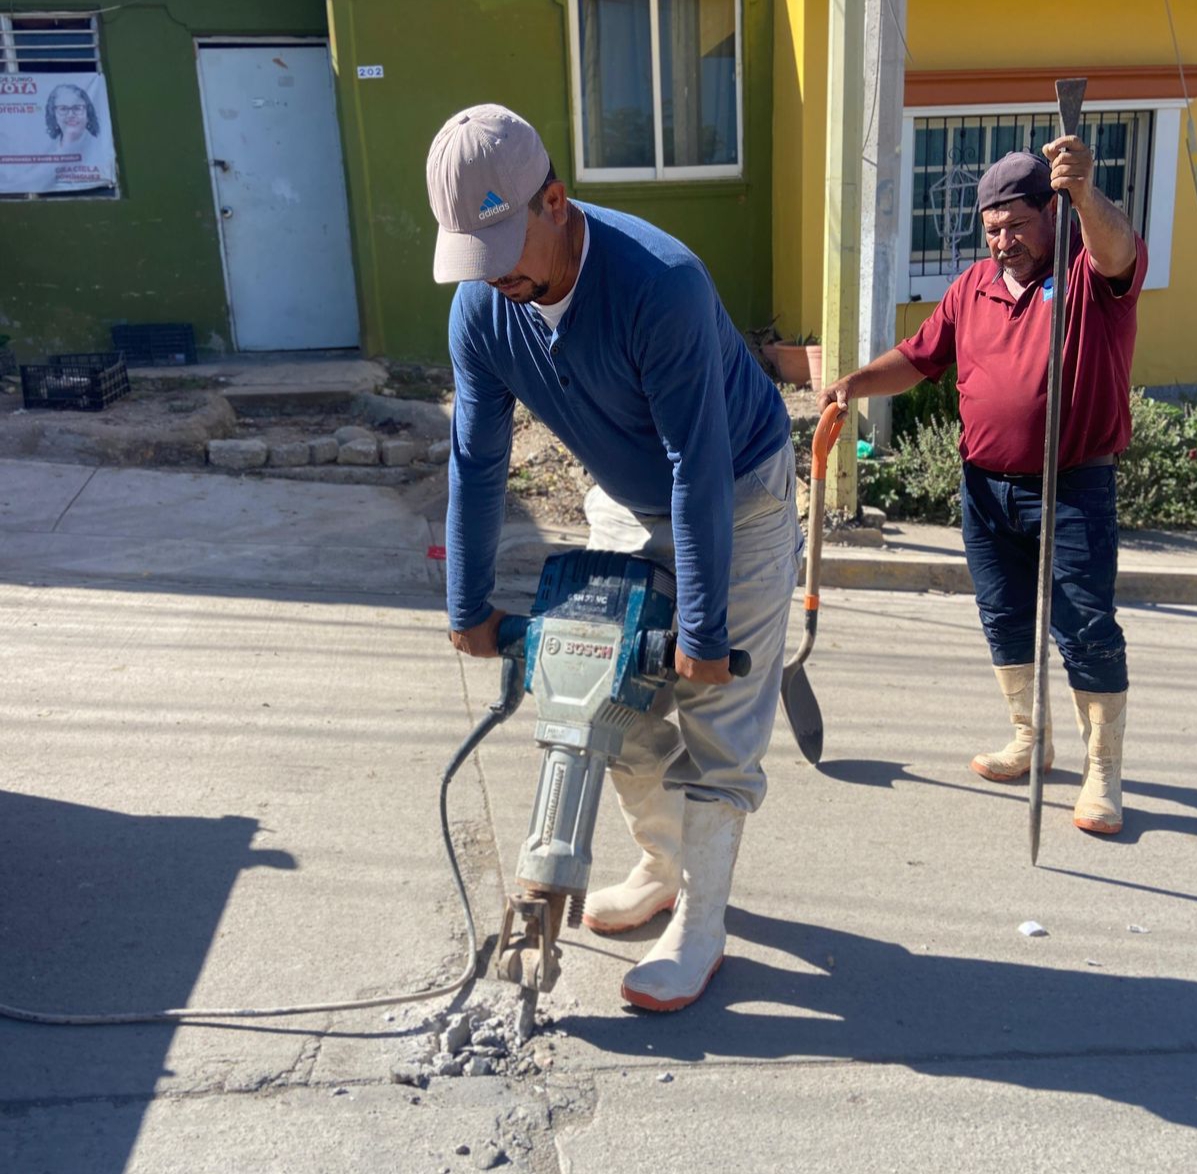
[820, 140, 1145, 836]
[425, 104, 801, 1010]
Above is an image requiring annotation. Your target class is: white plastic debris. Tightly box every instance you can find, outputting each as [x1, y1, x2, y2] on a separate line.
[1128, 924, 1150, 934]
[657, 1072, 674, 1084]
[1085, 958, 1103, 967]
[1018, 920, 1049, 937]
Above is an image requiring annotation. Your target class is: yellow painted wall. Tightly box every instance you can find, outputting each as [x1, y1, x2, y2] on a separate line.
[1138, 116, 1197, 386]
[908, 0, 1192, 69]
[772, 0, 827, 343]
[777, 0, 1197, 386]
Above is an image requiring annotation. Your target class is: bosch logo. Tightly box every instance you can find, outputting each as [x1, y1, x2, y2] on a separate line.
[542, 636, 614, 660]
[563, 641, 614, 660]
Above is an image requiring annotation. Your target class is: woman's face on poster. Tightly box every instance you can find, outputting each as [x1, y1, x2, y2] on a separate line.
[53, 91, 88, 137]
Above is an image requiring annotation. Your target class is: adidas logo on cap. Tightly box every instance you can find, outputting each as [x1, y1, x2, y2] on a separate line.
[478, 190, 511, 220]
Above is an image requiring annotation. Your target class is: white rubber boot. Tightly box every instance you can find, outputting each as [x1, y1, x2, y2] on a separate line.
[582, 775, 683, 935]
[970, 664, 1053, 782]
[621, 798, 745, 1012]
[1072, 690, 1126, 835]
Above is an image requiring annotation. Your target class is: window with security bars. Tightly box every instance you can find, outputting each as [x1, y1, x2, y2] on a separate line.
[910, 110, 1153, 279]
[0, 12, 101, 73]
[568, 0, 743, 181]
[0, 12, 114, 200]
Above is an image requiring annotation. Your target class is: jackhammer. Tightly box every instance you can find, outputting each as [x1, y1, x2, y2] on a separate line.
[483, 549, 749, 1033]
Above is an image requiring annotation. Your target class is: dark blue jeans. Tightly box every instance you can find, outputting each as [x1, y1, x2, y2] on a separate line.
[960, 462, 1128, 693]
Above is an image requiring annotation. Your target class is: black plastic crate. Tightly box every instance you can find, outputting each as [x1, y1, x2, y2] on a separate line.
[21, 352, 131, 412]
[111, 323, 197, 367]
[0, 348, 16, 378]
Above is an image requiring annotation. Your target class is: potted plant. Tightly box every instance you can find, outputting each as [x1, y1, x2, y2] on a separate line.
[761, 331, 823, 391]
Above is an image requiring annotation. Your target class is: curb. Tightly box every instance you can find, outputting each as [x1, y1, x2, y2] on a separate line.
[820, 555, 1197, 605]
[494, 526, 1197, 607]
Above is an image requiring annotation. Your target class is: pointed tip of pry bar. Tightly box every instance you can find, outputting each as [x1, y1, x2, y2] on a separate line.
[1055, 78, 1088, 135]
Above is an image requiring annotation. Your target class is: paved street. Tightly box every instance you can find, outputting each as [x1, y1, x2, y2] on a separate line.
[1, 458, 1194, 1173]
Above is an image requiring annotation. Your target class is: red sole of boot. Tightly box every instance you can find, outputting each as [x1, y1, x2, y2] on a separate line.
[1074, 816, 1123, 835]
[969, 759, 1052, 783]
[582, 897, 676, 936]
[621, 955, 723, 1013]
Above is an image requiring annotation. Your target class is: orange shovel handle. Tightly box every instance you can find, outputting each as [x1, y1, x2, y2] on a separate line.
[811, 402, 847, 481]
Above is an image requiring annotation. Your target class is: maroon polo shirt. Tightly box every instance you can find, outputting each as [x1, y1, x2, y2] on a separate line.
[897, 232, 1148, 474]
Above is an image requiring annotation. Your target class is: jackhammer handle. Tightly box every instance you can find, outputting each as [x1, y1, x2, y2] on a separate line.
[728, 648, 753, 678]
[654, 632, 751, 679]
[497, 615, 530, 659]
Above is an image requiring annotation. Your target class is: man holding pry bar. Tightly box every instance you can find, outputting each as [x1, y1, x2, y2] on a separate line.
[820, 138, 1145, 836]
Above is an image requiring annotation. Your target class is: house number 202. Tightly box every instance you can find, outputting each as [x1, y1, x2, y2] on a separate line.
[356, 65, 384, 79]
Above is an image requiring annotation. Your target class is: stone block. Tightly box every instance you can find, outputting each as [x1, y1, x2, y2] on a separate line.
[380, 438, 419, 467]
[337, 437, 378, 465]
[309, 436, 339, 464]
[207, 439, 268, 470]
[860, 505, 888, 529]
[267, 441, 310, 468]
[427, 438, 452, 465]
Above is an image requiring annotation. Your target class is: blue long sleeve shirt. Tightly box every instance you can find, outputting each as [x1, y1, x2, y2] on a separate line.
[446, 203, 790, 659]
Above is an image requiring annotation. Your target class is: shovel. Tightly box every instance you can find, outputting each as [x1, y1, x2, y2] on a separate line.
[780, 402, 846, 763]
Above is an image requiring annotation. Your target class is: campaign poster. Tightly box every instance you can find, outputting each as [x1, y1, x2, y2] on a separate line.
[0, 71, 116, 194]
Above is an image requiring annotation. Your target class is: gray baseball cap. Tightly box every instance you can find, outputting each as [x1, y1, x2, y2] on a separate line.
[977, 151, 1053, 212]
[426, 104, 551, 283]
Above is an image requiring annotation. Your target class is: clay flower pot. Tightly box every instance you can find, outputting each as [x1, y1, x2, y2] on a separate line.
[762, 342, 823, 391]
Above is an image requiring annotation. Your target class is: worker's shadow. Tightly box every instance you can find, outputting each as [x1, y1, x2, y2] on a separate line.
[555, 909, 1197, 1129]
[814, 758, 937, 789]
[0, 789, 295, 1174]
[1114, 777, 1197, 844]
[818, 759, 1197, 843]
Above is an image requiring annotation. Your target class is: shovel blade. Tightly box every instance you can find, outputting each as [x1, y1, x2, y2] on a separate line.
[781, 661, 823, 764]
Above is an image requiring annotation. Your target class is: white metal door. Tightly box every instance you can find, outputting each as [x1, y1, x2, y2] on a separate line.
[197, 43, 359, 351]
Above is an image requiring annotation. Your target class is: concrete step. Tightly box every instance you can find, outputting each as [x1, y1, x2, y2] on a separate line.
[223, 386, 358, 415]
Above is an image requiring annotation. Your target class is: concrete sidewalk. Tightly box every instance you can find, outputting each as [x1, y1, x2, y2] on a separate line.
[1, 455, 1195, 1174]
[0, 458, 444, 599]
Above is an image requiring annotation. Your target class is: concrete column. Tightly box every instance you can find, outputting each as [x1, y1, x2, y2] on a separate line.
[823, 0, 865, 514]
[858, 0, 907, 450]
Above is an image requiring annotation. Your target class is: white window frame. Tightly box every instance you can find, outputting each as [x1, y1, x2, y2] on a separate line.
[0, 10, 102, 73]
[566, 0, 744, 183]
[898, 99, 1183, 303]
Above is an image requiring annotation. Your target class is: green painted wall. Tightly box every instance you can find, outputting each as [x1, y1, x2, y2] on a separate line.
[2, 0, 775, 365]
[329, 0, 774, 362]
[0, 1, 328, 359]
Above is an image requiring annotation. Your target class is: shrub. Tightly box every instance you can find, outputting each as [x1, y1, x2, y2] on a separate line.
[860, 414, 963, 524]
[891, 366, 959, 444]
[1118, 391, 1197, 529]
[860, 387, 1197, 530]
